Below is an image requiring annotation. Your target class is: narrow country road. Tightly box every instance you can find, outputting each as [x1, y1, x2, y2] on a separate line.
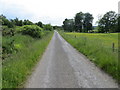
[25, 31, 118, 88]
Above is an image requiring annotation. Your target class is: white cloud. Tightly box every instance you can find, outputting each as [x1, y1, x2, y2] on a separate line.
[0, 0, 119, 26]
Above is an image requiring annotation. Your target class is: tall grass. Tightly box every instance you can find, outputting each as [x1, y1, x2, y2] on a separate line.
[2, 31, 53, 88]
[60, 31, 119, 83]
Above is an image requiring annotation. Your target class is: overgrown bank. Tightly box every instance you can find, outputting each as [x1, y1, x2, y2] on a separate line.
[2, 23, 54, 88]
[59, 31, 119, 83]
[1, 14, 54, 88]
[2, 31, 53, 88]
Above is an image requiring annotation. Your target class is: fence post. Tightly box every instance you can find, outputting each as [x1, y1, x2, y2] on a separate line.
[75, 35, 76, 38]
[112, 43, 115, 52]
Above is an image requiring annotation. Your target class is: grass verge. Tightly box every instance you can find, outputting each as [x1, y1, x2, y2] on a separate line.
[2, 31, 53, 88]
[59, 31, 119, 83]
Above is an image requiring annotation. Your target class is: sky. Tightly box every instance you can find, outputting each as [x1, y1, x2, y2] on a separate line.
[0, 0, 119, 26]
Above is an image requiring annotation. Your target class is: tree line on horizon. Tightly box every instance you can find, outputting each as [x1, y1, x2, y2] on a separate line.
[63, 12, 93, 33]
[0, 14, 53, 31]
[62, 11, 120, 33]
[1, 11, 120, 33]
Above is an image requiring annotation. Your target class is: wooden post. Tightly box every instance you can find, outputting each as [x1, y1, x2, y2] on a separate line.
[75, 35, 76, 38]
[112, 43, 115, 52]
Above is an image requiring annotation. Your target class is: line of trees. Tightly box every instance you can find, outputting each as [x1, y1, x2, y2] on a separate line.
[0, 14, 53, 31]
[63, 12, 94, 32]
[63, 11, 120, 33]
[1, 15, 34, 28]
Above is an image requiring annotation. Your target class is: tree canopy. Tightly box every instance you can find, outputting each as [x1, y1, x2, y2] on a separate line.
[63, 11, 119, 33]
[98, 11, 118, 33]
[63, 19, 74, 32]
[75, 12, 84, 32]
[63, 12, 93, 32]
[83, 13, 94, 32]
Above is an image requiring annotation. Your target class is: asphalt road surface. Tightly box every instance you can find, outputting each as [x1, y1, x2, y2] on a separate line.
[25, 31, 118, 88]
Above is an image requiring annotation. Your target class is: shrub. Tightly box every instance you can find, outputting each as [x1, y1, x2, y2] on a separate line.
[20, 25, 44, 38]
[2, 26, 15, 36]
[43, 24, 53, 31]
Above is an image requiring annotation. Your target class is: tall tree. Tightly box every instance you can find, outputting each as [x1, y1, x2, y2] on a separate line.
[98, 11, 117, 33]
[83, 13, 93, 32]
[63, 18, 68, 31]
[63, 19, 74, 32]
[74, 12, 84, 32]
[14, 18, 19, 26]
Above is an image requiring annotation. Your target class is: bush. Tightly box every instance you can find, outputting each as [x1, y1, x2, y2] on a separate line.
[43, 24, 53, 31]
[2, 36, 16, 59]
[20, 25, 44, 38]
[2, 26, 15, 36]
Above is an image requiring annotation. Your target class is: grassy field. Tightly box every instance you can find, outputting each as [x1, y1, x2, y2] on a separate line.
[2, 31, 53, 88]
[60, 31, 119, 83]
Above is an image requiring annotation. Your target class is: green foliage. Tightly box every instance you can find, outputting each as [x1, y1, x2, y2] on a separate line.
[35, 21, 43, 28]
[10, 18, 33, 26]
[75, 12, 84, 32]
[117, 15, 120, 32]
[2, 37, 15, 59]
[1, 14, 35, 28]
[60, 32, 119, 83]
[98, 11, 118, 33]
[53, 26, 63, 30]
[2, 32, 53, 88]
[63, 10, 119, 33]
[1, 15, 15, 28]
[2, 26, 16, 60]
[20, 25, 44, 38]
[23, 19, 34, 25]
[83, 13, 94, 32]
[63, 12, 93, 32]
[12, 18, 24, 26]
[2, 26, 15, 36]
[2, 34, 34, 60]
[1, 15, 54, 88]
[63, 19, 75, 32]
[43, 24, 53, 31]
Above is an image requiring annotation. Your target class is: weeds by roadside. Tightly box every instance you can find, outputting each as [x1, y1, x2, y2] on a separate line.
[2, 31, 53, 88]
[59, 31, 119, 83]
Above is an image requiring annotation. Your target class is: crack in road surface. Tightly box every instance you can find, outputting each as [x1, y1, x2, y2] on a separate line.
[25, 31, 118, 88]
